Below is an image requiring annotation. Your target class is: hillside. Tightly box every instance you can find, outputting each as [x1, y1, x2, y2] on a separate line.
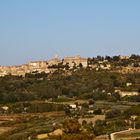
[0, 67, 140, 104]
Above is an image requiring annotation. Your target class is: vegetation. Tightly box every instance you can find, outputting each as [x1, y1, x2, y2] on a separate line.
[49, 118, 95, 140]
[0, 68, 140, 104]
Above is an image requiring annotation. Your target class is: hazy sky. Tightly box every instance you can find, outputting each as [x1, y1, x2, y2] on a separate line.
[0, 0, 140, 65]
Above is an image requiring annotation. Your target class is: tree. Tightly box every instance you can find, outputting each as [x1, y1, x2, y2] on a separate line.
[88, 99, 95, 105]
[112, 56, 120, 61]
[94, 109, 102, 115]
[63, 119, 81, 134]
[79, 63, 83, 68]
[105, 109, 121, 119]
[105, 56, 112, 61]
[50, 119, 95, 140]
[124, 105, 140, 117]
[82, 120, 87, 125]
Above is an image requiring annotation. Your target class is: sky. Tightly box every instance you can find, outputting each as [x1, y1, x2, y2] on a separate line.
[0, 0, 140, 65]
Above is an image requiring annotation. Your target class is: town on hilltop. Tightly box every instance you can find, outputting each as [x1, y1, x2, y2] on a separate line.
[0, 54, 140, 77]
[0, 54, 140, 140]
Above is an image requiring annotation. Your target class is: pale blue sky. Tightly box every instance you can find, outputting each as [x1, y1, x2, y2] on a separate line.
[0, 0, 140, 65]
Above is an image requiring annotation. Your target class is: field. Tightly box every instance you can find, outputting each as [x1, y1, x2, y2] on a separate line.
[0, 99, 139, 139]
[78, 115, 105, 125]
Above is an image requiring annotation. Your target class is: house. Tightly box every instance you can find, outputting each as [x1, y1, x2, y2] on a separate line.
[87, 110, 94, 114]
[69, 104, 77, 109]
[126, 82, 132, 87]
[89, 104, 94, 109]
[1, 106, 9, 111]
[99, 63, 111, 70]
[0, 66, 11, 76]
[117, 91, 139, 97]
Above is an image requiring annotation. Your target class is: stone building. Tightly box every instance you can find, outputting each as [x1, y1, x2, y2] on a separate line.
[27, 61, 48, 73]
[47, 58, 61, 66]
[119, 55, 130, 60]
[63, 56, 88, 68]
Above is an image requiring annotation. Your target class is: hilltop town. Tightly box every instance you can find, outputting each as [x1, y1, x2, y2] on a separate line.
[0, 56, 88, 77]
[0, 54, 140, 77]
[0, 54, 139, 140]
